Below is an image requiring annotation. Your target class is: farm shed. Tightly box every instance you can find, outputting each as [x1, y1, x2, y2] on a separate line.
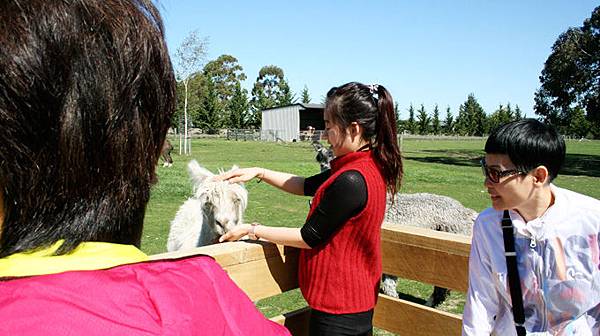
[261, 103, 324, 142]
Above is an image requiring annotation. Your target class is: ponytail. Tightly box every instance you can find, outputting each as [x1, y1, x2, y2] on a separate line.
[373, 85, 403, 195]
[324, 82, 403, 195]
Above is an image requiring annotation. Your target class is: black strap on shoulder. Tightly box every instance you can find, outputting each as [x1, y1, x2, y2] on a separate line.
[502, 210, 527, 336]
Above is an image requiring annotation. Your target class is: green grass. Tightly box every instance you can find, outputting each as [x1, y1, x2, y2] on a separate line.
[141, 137, 600, 333]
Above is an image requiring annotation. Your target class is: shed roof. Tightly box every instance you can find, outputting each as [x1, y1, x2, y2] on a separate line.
[261, 103, 324, 112]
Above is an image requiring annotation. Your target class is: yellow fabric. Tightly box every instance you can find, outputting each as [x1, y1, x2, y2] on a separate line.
[0, 241, 148, 277]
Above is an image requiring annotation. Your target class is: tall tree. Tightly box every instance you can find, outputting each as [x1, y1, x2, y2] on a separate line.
[568, 106, 592, 137]
[443, 106, 454, 135]
[279, 79, 295, 105]
[456, 93, 486, 136]
[431, 104, 441, 135]
[505, 103, 514, 121]
[394, 102, 403, 132]
[301, 85, 311, 104]
[174, 30, 208, 154]
[417, 104, 430, 135]
[488, 104, 513, 132]
[203, 55, 247, 128]
[407, 104, 417, 134]
[228, 82, 250, 129]
[250, 65, 291, 127]
[199, 76, 220, 133]
[514, 105, 523, 120]
[535, 6, 600, 137]
[454, 104, 468, 135]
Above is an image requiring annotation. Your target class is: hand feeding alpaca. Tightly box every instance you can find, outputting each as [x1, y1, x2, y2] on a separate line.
[167, 160, 248, 252]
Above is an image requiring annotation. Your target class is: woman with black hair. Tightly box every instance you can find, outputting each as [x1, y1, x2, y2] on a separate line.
[462, 119, 600, 335]
[0, 1, 289, 335]
[219, 82, 403, 335]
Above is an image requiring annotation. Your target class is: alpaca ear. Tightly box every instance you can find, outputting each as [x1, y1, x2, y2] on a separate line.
[187, 160, 214, 186]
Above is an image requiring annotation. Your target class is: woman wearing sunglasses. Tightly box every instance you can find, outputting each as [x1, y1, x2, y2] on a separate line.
[462, 119, 600, 335]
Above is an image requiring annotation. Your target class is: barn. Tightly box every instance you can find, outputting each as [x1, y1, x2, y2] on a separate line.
[261, 103, 324, 142]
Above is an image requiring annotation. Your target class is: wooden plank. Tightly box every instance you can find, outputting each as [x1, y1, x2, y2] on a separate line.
[150, 240, 300, 301]
[381, 225, 471, 292]
[381, 224, 471, 255]
[270, 307, 311, 336]
[223, 253, 299, 301]
[150, 240, 298, 268]
[374, 294, 463, 336]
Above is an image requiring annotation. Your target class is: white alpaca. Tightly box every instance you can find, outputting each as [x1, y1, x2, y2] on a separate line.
[167, 160, 248, 252]
[381, 193, 476, 307]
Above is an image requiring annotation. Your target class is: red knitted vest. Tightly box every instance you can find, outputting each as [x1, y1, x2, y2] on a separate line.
[298, 150, 386, 314]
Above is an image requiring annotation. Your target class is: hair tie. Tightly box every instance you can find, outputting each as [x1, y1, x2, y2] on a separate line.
[368, 84, 380, 104]
[368, 84, 379, 95]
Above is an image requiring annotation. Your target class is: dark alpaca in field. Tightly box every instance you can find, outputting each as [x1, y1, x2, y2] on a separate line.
[311, 141, 334, 172]
[161, 139, 174, 167]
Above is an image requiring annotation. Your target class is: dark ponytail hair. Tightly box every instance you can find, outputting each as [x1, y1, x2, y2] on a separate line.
[325, 82, 403, 194]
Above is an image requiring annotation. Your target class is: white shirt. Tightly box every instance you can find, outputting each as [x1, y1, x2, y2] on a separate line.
[462, 185, 600, 336]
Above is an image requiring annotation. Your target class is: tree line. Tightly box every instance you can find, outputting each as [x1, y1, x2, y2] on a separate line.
[173, 50, 306, 133]
[175, 5, 599, 138]
[397, 95, 523, 136]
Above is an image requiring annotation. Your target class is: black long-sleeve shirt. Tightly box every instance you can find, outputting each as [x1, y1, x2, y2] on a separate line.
[300, 169, 367, 248]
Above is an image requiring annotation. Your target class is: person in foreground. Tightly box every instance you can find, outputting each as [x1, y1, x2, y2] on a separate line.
[218, 82, 403, 336]
[462, 119, 600, 336]
[0, 1, 289, 335]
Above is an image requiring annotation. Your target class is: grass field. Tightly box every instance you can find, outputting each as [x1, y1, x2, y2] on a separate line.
[141, 137, 600, 332]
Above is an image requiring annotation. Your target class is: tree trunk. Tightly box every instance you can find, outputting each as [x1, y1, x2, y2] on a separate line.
[183, 80, 189, 155]
[179, 110, 183, 155]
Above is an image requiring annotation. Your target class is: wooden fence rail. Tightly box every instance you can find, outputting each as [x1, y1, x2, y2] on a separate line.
[150, 224, 471, 336]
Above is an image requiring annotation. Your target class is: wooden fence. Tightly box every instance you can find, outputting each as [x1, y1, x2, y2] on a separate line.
[150, 224, 471, 336]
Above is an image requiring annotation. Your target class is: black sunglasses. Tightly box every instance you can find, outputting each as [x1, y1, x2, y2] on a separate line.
[480, 159, 527, 183]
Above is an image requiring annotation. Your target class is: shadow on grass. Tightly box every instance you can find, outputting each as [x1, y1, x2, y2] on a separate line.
[405, 149, 482, 168]
[561, 154, 600, 177]
[396, 293, 428, 306]
[406, 150, 600, 178]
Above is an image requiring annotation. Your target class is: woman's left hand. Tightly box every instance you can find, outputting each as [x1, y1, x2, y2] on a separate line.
[219, 224, 252, 242]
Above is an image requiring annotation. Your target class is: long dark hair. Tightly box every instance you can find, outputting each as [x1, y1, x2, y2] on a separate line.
[0, 0, 176, 256]
[325, 82, 403, 194]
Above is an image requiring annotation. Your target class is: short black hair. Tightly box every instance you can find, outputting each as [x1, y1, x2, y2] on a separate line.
[0, 0, 176, 256]
[485, 119, 565, 182]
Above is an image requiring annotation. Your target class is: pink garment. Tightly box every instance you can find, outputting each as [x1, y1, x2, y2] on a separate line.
[0, 255, 290, 336]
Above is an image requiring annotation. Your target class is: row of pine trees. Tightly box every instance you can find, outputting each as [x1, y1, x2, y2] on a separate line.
[175, 53, 592, 138]
[173, 55, 527, 137]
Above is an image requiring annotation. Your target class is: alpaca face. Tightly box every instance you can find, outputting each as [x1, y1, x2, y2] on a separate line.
[198, 182, 248, 237]
[312, 141, 334, 172]
[167, 161, 249, 251]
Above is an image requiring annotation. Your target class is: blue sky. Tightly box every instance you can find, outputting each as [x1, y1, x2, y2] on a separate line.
[158, 1, 598, 119]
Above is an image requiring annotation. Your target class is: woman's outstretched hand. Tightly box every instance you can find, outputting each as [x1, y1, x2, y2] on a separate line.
[219, 223, 253, 242]
[216, 167, 264, 184]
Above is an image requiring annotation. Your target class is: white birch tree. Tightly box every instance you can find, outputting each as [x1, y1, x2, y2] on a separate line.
[174, 31, 208, 155]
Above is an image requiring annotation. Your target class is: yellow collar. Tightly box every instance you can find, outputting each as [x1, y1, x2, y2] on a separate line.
[0, 241, 148, 277]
